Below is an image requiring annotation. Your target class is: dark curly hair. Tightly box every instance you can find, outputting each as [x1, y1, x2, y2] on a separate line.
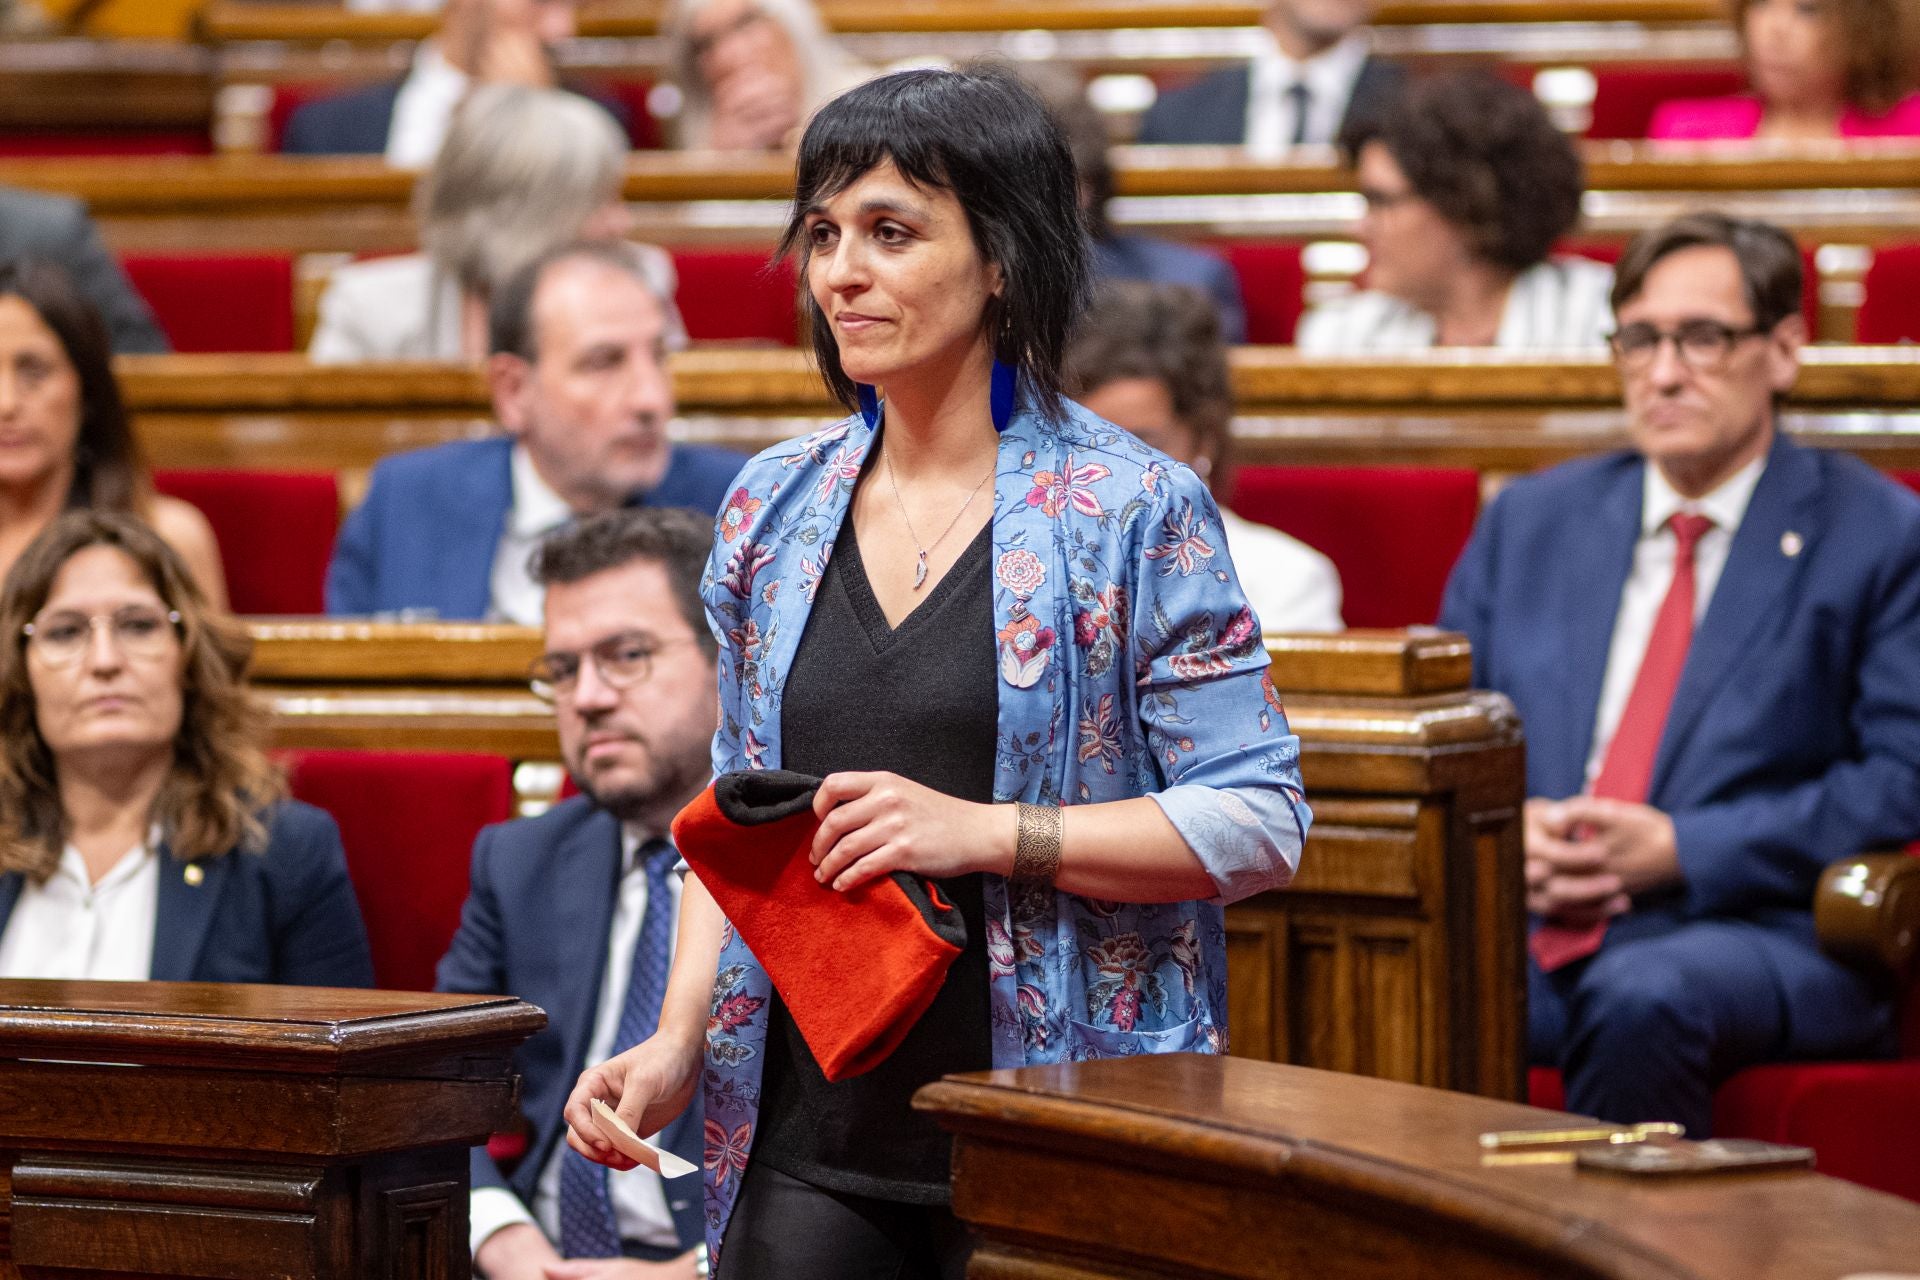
[1731, 0, 1918, 113]
[1340, 70, 1585, 275]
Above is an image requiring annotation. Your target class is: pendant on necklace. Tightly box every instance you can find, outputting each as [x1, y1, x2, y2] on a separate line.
[914, 551, 929, 589]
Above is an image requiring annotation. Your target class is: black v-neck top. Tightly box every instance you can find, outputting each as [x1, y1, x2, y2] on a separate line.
[757, 512, 996, 1203]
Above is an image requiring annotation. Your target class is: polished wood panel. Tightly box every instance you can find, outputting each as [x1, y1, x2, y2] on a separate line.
[245, 623, 1528, 1098]
[0, 981, 543, 1280]
[916, 1056, 1920, 1280]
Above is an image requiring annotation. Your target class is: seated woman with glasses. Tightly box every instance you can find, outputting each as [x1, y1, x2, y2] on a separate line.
[0, 510, 374, 987]
[0, 259, 225, 604]
[1650, 0, 1920, 141]
[1297, 71, 1613, 354]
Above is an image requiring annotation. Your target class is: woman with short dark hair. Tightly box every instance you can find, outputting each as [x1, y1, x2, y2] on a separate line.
[0, 260, 225, 604]
[0, 510, 373, 987]
[1298, 70, 1612, 352]
[1651, 0, 1920, 140]
[566, 67, 1309, 1279]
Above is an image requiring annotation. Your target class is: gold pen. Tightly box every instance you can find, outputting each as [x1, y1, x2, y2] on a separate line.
[1478, 1121, 1685, 1150]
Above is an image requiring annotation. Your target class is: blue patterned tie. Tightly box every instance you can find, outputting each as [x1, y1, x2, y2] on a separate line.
[559, 839, 679, 1259]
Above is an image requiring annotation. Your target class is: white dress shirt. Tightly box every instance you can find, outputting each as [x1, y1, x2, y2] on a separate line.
[487, 445, 576, 626]
[470, 827, 685, 1261]
[1244, 29, 1372, 156]
[1297, 257, 1617, 355]
[386, 40, 472, 169]
[1220, 508, 1345, 633]
[1582, 453, 1768, 786]
[0, 838, 158, 981]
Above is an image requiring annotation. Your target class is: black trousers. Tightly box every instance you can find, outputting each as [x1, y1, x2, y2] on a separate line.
[719, 1162, 973, 1280]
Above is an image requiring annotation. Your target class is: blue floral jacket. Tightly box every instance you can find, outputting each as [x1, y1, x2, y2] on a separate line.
[696, 397, 1309, 1261]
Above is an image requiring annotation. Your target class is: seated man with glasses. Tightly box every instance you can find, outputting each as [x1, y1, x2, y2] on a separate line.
[1440, 212, 1920, 1136]
[437, 507, 714, 1280]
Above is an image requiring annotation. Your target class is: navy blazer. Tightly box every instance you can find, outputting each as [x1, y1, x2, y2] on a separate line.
[436, 796, 703, 1251]
[325, 435, 746, 619]
[1136, 56, 1406, 146]
[281, 79, 634, 155]
[0, 801, 375, 987]
[1439, 436, 1920, 1030]
[1091, 234, 1247, 344]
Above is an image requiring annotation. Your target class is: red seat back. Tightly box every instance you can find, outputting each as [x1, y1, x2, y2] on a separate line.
[284, 750, 516, 992]
[1585, 66, 1749, 139]
[150, 469, 338, 615]
[1227, 466, 1480, 628]
[1213, 242, 1306, 345]
[123, 255, 296, 353]
[1858, 246, 1920, 344]
[671, 250, 800, 345]
[1895, 472, 1920, 498]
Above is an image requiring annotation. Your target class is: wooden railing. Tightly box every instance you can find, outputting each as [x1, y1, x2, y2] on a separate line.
[249, 622, 1528, 1098]
[917, 1056, 1920, 1280]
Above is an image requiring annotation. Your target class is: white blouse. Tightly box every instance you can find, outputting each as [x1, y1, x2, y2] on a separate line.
[1297, 256, 1616, 355]
[0, 838, 157, 981]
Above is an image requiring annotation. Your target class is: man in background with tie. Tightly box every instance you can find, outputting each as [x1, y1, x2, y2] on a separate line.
[438, 507, 720, 1278]
[1134, 0, 1404, 153]
[1440, 213, 1920, 1136]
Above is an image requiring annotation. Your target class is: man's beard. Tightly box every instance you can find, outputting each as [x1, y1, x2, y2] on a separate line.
[572, 749, 704, 827]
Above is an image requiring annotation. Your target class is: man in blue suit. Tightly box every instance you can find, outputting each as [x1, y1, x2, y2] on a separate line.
[439, 506, 719, 1279]
[326, 242, 743, 623]
[1440, 213, 1920, 1136]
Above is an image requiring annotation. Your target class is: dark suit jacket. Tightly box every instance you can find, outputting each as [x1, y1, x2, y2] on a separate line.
[1439, 436, 1920, 1044]
[325, 435, 745, 618]
[1136, 55, 1405, 146]
[436, 796, 703, 1250]
[281, 78, 633, 155]
[0, 801, 375, 986]
[1091, 234, 1247, 344]
[0, 187, 169, 354]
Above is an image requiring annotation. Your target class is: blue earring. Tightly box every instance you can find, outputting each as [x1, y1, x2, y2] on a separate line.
[856, 383, 880, 430]
[990, 360, 1017, 433]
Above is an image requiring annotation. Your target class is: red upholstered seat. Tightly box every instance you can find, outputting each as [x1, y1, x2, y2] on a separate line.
[671, 251, 800, 345]
[150, 469, 338, 615]
[284, 750, 516, 992]
[1227, 466, 1480, 627]
[1213, 242, 1306, 345]
[123, 255, 297, 353]
[1858, 245, 1920, 343]
[1893, 471, 1920, 497]
[1585, 65, 1749, 139]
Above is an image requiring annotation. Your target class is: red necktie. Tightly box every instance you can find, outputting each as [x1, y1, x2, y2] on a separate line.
[1532, 511, 1714, 972]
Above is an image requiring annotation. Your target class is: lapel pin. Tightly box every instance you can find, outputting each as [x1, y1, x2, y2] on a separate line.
[183, 864, 204, 887]
[1780, 531, 1804, 558]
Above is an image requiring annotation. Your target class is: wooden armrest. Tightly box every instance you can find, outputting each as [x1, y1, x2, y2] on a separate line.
[1815, 852, 1920, 982]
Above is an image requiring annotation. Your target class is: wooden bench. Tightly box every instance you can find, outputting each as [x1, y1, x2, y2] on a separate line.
[251, 623, 1529, 1099]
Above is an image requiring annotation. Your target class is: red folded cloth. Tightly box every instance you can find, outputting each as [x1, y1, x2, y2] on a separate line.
[671, 770, 967, 1082]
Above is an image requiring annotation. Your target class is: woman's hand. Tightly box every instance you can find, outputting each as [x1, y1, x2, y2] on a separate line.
[809, 772, 1013, 891]
[563, 1026, 705, 1171]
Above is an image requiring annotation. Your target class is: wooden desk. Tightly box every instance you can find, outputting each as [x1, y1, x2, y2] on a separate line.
[0, 979, 544, 1280]
[916, 1056, 1920, 1279]
[247, 623, 1528, 1098]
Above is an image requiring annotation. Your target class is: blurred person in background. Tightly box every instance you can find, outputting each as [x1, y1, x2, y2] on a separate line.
[308, 85, 680, 364]
[1050, 90, 1248, 344]
[1650, 0, 1920, 140]
[0, 511, 373, 987]
[284, 0, 598, 165]
[0, 261, 222, 604]
[1066, 281, 1342, 632]
[1136, 0, 1404, 152]
[658, 0, 868, 150]
[0, 188, 166, 355]
[1298, 71, 1612, 353]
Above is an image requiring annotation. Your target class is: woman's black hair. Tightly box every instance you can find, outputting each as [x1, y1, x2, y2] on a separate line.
[778, 65, 1089, 423]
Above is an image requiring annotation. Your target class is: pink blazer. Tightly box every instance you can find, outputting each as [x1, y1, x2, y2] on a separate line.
[1649, 93, 1920, 140]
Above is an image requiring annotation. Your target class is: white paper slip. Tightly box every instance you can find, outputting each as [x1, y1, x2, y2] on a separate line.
[589, 1097, 699, 1179]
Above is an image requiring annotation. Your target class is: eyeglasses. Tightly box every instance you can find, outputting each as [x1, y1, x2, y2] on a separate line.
[22, 605, 183, 667]
[529, 632, 697, 703]
[1609, 320, 1768, 372]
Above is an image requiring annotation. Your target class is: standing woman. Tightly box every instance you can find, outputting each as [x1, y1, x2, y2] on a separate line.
[566, 68, 1309, 1278]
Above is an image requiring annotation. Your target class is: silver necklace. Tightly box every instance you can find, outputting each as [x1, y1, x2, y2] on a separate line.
[882, 445, 994, 589]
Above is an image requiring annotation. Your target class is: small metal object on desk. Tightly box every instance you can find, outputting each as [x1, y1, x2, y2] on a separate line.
[1479, 1121, 1686, 1150]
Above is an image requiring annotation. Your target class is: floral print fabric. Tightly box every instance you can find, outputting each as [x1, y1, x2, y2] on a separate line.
[696, 397, 1310, 1260]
